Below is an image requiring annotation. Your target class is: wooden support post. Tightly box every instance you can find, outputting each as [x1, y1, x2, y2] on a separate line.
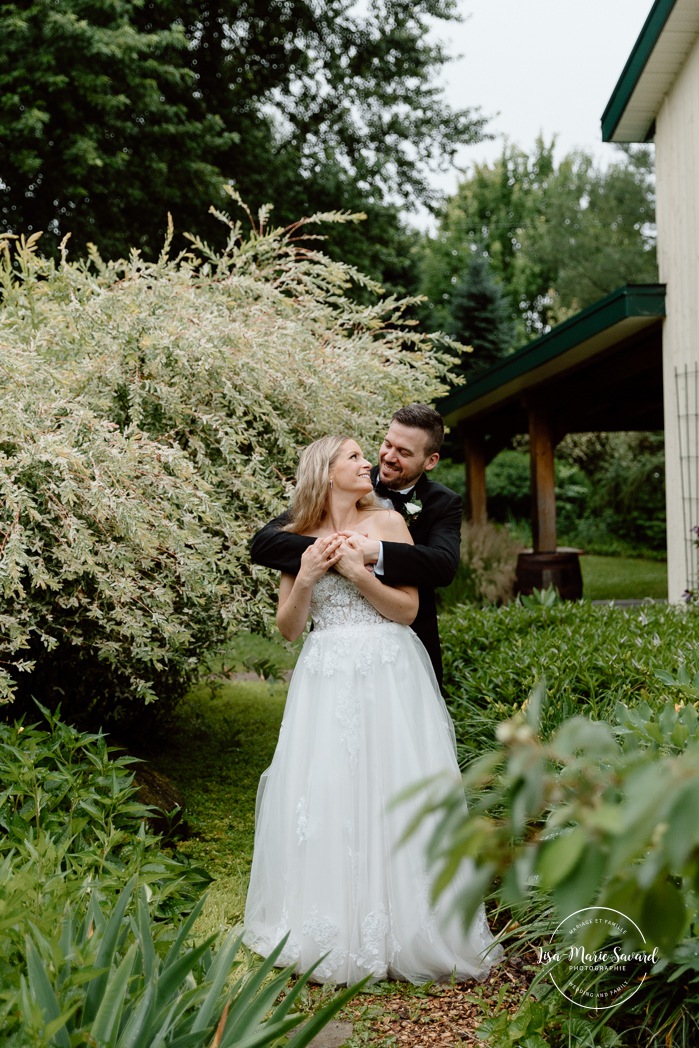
[528, 403, 557, 552]
[462, 429, 487, 525]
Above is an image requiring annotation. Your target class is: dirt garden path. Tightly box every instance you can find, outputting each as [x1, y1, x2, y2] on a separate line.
[300, 958, 531, 1046]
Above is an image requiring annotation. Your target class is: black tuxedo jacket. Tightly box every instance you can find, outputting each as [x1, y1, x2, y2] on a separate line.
[249, 466, 462, 687]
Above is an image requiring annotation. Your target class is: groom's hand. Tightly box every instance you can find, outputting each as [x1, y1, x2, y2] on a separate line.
[334, 537, 368, 582]
[337, 530, 380, 565]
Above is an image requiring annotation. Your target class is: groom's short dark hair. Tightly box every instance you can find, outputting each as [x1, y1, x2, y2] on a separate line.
[391, 404, 444, 456]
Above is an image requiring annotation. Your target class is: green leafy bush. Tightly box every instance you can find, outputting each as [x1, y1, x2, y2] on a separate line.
[0, 202, 455, 725]
[421, 600, 699, 1045]
[0, 708, 363, 1046]
[452, 431, 666, 558]
[482, 450, 589, 529]
[0, 705, 206, 911]
[485, 449, 532, 522]
[583, 433, 666, 552]
[441, 599, 699, 757]
[430, 457, 466, 500]
[475, 988, 624, 1048]
[413, 686, 699, 1046]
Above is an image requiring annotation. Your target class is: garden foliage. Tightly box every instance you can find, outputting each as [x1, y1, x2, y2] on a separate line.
[419, 140, 656, 341]
[438, 521, 520, 608]
[0, 0, 486, 286]
[430, 598, 699, 1046]
[417, 687, 699, 1046]
[441, 599, 699, 756]
[484, 450, 589, 536]
[474, 440, 665, 556]
[0, 200, 456, 724]
[0, 708, 362, 1047]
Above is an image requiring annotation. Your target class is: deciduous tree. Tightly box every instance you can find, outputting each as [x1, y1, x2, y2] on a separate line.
[0, 0, 233, 259]
[0, 0, 487, 283]
[419, 139, 657, 341]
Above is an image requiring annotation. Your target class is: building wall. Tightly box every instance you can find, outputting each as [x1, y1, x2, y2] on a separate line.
[655, 36, 699, 599]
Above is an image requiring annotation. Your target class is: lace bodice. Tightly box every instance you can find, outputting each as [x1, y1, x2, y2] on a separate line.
[309, 572, 388, 631]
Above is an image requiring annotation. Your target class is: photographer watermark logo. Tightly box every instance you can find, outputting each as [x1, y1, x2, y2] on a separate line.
[537, 906, 657, 1010]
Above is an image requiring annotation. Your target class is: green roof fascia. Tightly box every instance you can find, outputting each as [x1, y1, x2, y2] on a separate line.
[438, 283, 666, 420]
[601, 0, 677, 142]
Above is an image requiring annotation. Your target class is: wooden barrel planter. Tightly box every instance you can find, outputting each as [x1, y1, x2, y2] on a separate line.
[515, 548, 583, 601]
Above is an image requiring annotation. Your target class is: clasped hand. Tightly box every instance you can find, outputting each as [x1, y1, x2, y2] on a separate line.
[299, 533, 369, 584]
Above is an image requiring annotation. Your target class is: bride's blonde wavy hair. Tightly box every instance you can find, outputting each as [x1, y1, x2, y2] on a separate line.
[283, 435, 379, 534]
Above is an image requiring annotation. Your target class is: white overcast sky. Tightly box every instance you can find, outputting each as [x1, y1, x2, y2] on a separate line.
[424, 0, 654, 202]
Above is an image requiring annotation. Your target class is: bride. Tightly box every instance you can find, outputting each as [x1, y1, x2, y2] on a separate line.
[243, 435, 502, 984]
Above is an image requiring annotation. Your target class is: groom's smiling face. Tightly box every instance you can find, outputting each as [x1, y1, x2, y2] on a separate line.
[378, 422, 439, 490]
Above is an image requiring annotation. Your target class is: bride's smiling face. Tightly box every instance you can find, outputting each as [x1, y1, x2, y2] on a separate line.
[330, 440, 373, 496]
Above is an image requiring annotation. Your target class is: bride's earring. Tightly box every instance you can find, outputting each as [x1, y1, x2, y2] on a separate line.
[329, 479, 334, 490]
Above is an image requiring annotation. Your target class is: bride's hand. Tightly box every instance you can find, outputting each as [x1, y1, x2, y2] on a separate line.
[298, 535, 343, 583]
[333, 536, 368, 581]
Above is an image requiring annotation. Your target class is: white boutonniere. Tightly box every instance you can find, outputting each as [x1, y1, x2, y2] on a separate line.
[404, 497, 423, 526]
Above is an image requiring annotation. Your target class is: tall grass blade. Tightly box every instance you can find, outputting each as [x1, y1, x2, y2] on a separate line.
[90, 941, 139, 1043]
[189, 931, 245, 1034]
[156, 936, 216, 1004]
[25, 940, 71, 1048]
[219, 1014, 307, 1048]
[163, 893, 208, 966]
[135, 887, 157, 983]
[223, 936, 297, 1028]
[280, 980, 369, 1048]
[220, 978, 367, 1048]
[83, 876, 136, 1022]
[115, 979, 156, 1048]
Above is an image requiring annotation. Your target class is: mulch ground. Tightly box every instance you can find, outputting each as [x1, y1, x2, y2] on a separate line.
[305, 956, 533, 1047]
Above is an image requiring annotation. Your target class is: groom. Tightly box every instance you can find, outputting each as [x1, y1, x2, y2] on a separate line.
[250, 403, 462, 688]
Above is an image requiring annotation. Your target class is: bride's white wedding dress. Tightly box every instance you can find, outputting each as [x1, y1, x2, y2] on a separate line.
[243, 571, 502, 984]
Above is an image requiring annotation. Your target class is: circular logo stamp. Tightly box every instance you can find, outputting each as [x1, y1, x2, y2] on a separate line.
[537, 906, 657, 1009]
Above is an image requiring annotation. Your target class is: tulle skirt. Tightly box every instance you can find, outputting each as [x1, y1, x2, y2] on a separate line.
[243, 620, 502, 984]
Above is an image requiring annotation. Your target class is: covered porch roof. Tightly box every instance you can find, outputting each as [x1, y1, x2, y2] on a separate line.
[439, 283, 666, 455]
[438, 284, 666, 560]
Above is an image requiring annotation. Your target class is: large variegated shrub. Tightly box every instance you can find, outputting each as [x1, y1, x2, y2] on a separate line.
[0, 199, 456, 725]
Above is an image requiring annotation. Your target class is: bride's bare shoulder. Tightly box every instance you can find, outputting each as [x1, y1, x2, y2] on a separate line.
[359, 508, 412, 542]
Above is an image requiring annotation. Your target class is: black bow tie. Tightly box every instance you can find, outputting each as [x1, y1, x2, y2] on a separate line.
[375, 481, 415, 508]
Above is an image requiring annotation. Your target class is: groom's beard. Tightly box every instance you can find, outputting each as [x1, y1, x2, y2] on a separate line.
[377, 463, 423, 491]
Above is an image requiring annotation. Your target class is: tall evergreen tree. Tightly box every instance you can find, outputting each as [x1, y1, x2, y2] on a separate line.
[447, 251, 517, 376]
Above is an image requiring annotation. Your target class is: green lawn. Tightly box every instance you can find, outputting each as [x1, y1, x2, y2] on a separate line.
[580, 554, 668, 602]
[151, 677, 286, 938]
